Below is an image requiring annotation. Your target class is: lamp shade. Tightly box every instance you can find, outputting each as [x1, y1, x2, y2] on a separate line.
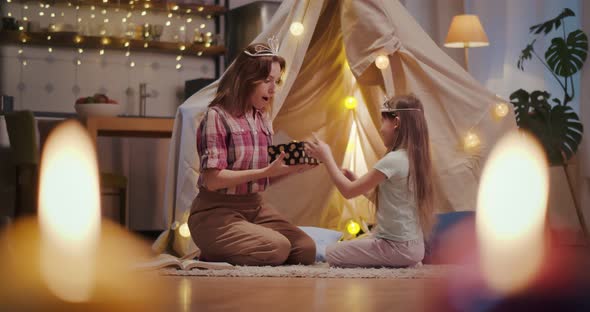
[444, 14, 489, 48]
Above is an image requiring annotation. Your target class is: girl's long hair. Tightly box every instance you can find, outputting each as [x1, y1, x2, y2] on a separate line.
[210, 43, 286, 117]
[381, 94, 435, 238]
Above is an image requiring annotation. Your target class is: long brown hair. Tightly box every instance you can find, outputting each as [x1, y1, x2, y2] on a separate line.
[209, 43, 286, 116]
[381, 94, 435, 238]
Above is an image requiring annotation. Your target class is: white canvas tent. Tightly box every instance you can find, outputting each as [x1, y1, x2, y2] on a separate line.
[153, 0, 516, 256]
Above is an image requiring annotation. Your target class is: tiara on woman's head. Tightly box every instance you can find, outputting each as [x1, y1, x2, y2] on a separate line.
[380, 107, 422, 113]
[243, 36, 280, 57]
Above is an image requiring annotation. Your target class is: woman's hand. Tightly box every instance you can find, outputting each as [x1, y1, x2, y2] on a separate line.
[265, 152, 298, 177]
[304, 134, 332, 163]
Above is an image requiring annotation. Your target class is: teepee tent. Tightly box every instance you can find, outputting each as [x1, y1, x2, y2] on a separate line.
[153, 0, 516, 256]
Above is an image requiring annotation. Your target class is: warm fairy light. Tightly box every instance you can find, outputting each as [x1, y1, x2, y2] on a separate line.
[122, 18, 127, 23]
[375, 54, 390, 69]
[124, 41, 130, 47]
[99, 49, 104, 55]
[141, 11, 146, 16]
[76, 59, 81, 65]
[144, 3, 150, 8]
[186, 9, 191, 13]
[165, 21, 171, 26]
[198, 6, 204, 12]
[78, 48, 84, 54]
[22, 60, 27, 66]
[346, 220, 361, 235]
[45, 4, 49, 8]
[197, 51, 203, 56]
[206, 31, 211, 36]
[100, 30, 106, 35]
[21, 38, 27, 43]
[103, 18, 109, 23]
[172, 5, 178, 10]
[289, 22, 304, 36]
[50, 12, 55, 17]
[103, 0, 108, 2]
[90, 14, 95, 19]
[186, 18, 192, 23]
[176, 55, 182, 61]
[179, 45, 186, 51]
[144, 42, 149, 48]
[101, 37, 110, 45]
[180, 26, 186, 31]
[204, 43, 211, 48]
[207, 15, 212, 19]
[168, 13, 173, 18]
[344, 96, 358, 110]
[23, 16, 28, 21]
[129, 61, 135, 67]
[7, 12, 12, 17]
[18, 49, 23, 54]
[75, 36, 82, 43]
[127, 12, 132, 18]
[48, 47, 52, 53]
[200, 23, 205, 29]
[24, 5, 28, 9]
[125, 51, 130, 57]
[38, 121, 101, 302]
[19, 26, 24, 31]
[494, 102, 509, 118]
[47, 35, 51, 40]
[91, 5, 95, 10]
[179, 223, 190, 238]
[477, 131, 548, 295]
[464, 131, 480, 150]
[77, 17, 82, 22]
[39, 11, 45, 16]
[176, 63, 182, 70]
[101, 9, 106, 15]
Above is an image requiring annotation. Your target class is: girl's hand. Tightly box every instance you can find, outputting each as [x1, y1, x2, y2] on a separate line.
[265, 152, 298, 177]
[305, 134, 332, 163]
[341, 168, 357, 181]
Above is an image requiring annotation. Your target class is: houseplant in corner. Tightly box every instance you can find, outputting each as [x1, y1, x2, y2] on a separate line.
[510, 8, 588, 242]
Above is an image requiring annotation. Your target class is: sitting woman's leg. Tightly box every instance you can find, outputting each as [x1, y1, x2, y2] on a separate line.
[254, 202, 316, 265]
[326, 236, 424, 268]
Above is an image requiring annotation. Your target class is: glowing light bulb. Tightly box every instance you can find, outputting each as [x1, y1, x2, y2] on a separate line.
[124, 41, 130, 47]
[144, 42, 148, 48]
[344, 96, 357, 110]
[74, 36, 82, 43]
[346, 220, 361, 235]
[176, 55, 182, 61]
[48, 47, 52, 53]
[129, 61, 135, 67]
[165, 20, 171, 26]
[186, 18, 192, 23]
[172, 5, 178, 10]
[198, 6, 204, 12]
[99, 49, 104, 55]
[168, 13, 173, 18]
[200, 23, 205, 29]
[141, 11, 146, 16]
[494, 102, 509, 118]
[197, 51, 203, 56]
[464, 131, 481, 150]
[375, 54, 390, 69]
[125, 51, 130, 57]
[176, 63, 182, 70]
[289, 22, 304, 36]
[78, 48, 84, 54]
[179, 45, 186, 51]
[179, 223, 190, 237]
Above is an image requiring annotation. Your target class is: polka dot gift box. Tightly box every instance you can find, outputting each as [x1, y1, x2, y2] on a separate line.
[268, 141, 320, 165]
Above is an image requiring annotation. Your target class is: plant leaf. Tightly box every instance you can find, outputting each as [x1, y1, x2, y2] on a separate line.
[529, 8, 575, 35]
[510, 89, 583, 165]
[546, 30, 589, 77]
[517, 40, 536, 70]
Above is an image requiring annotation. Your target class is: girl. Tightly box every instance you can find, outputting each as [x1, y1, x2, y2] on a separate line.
[188, 43, 316, 266]
[305, 94, 434, 268]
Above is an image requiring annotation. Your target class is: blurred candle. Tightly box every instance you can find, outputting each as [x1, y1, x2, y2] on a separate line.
[38, 120, 101, 302]
[476, 131, 549, 295]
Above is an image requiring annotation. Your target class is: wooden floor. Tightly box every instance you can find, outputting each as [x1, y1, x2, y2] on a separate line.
[159, 276, 443, 311]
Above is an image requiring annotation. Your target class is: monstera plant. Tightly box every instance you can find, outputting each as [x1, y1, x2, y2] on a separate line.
[510, 8, 588, 241]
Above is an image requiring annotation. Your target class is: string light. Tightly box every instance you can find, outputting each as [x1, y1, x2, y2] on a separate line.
[144, 42, 149, 48]
[90, 5, 95, 10]
[199, 23, 205, 29]
[464, 131, 481, 151]
[375, 54, 390, 69]
[101, 37, 110, 45]
[289, 22, 304, 36]
[23, 17, 28, 21]
[179, 45, 186, 51]
[176, 55, 182, 61]
[198, 6, 204, 12]
[22, 60, 27, 66]
[47, 35, 51, 40]
[494, 102, 509, 118]
[18, 49, 23, 54]
[186, 18, 192, 23]
[103, 18, 109, 23]
[78, 48, 84, 54]
[172, 5, 178, 10]
[50, 12, 55, 17]
[125, 51, 130, 57]
[176, 63, 182, 70]
[346, 220, 361, 236]
[344, 96, 358, 110]
[141, 11, 146, 16]
[197, 51, 203, 56]
[179, 223, 190, 237]
[7, 12, 12, 17]
[186, 9, 191, 13]
[39, 11, 44, 16]
[101, 9, 107, 15]
[99, 49, 104, 55]
[168, 13, 173, 18]
[90, 14, 95, 19]
[74, 36, 82, 43]
[165, 20, 171, 26]
[129, 61, 135, 67]
[76, 59, 82, 65]
[124, 41, 130, 47]
[48, 47, 52, 53]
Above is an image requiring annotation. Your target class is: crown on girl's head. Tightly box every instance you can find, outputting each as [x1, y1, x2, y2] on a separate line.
[243, 36, 280, 57]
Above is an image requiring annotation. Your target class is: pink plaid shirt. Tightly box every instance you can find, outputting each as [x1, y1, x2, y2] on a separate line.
[196, 106, 273, 194]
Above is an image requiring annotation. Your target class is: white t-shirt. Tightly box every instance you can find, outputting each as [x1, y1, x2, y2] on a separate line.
[373, 150, 423, 242]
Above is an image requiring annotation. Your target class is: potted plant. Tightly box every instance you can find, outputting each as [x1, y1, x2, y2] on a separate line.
[510, 8, 588, 242]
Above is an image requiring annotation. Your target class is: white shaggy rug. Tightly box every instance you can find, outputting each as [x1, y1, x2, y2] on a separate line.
[159, 262, 455, 279]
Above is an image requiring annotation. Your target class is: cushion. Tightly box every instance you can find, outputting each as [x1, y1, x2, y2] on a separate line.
[298, 226, 343, 262]
[424, 211, 476, 264]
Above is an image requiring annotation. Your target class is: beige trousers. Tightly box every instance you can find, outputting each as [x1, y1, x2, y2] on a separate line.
[188, 187, 316, 266]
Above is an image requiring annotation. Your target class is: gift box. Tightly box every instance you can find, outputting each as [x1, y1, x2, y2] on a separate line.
[268, 141, 320, 165]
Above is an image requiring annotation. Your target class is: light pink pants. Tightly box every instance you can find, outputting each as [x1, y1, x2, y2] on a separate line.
[326, 235, 424, 268]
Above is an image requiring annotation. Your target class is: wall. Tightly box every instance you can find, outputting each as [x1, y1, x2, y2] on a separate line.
[0, 1, 219, 230]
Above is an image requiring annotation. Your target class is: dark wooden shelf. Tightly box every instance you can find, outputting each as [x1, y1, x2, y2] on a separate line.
[16, 0, 226, 16]
[0, 30, 225, 57]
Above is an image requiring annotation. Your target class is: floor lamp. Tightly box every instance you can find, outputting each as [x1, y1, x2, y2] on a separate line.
[444, 14, 489, 72]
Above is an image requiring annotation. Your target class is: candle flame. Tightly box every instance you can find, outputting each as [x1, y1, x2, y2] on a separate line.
[39, 120, 101, 302]
[477, 131, 548, 295]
